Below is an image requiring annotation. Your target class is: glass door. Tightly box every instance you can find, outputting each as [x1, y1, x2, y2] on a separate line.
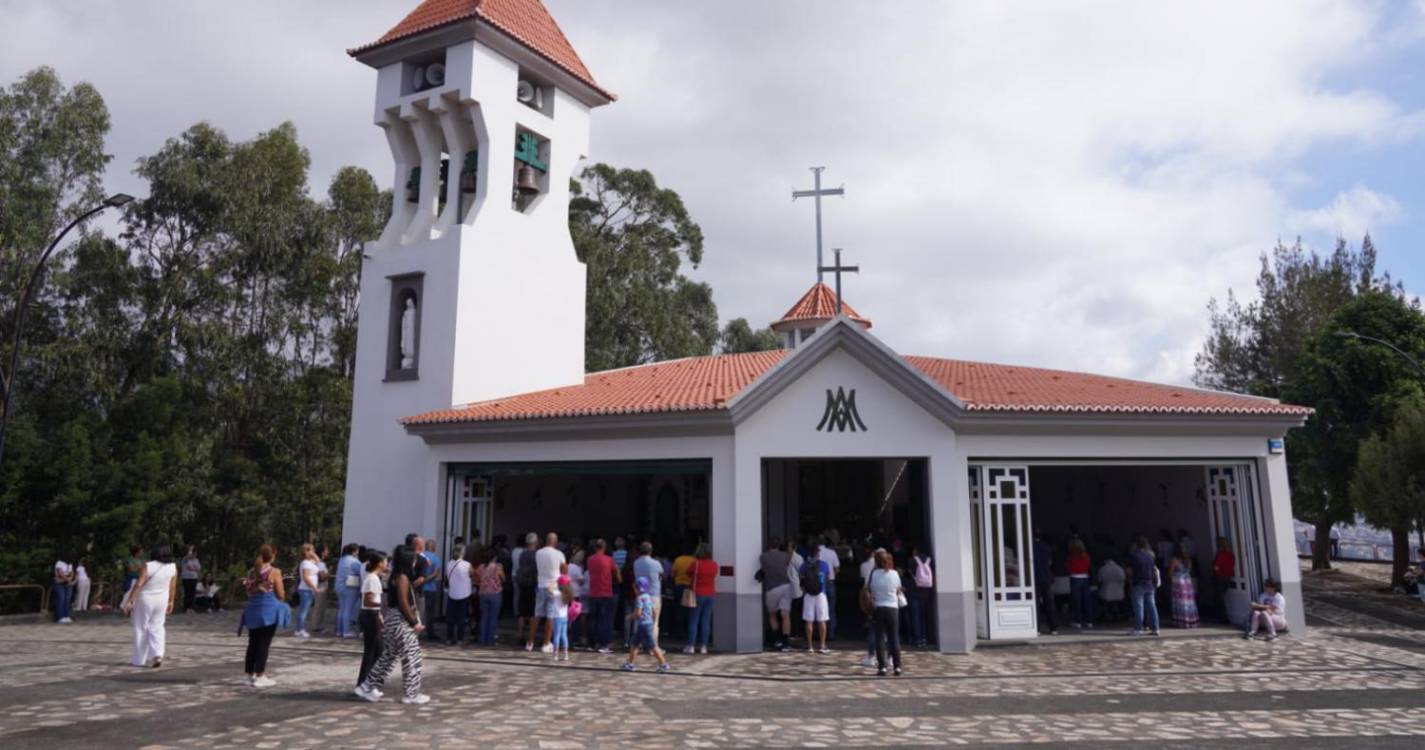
[978, 465, 1038, 639]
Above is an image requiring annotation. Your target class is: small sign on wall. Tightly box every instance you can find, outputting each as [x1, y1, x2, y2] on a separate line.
[1267, 438, 1285, 454]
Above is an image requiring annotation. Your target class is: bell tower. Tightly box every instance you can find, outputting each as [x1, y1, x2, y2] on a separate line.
[342, 0, 614, 547]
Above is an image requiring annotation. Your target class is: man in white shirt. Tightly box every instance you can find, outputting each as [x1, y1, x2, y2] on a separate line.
[531, 532, 567, 652]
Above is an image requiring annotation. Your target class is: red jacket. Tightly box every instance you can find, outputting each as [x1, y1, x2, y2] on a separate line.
[1213, 550, 1236, 579]
[1065, 552, 1091, 576]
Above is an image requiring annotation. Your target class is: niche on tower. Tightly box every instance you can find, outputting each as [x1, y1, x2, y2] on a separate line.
[512, 126, 549, 213]
[385, 273, 424, 382]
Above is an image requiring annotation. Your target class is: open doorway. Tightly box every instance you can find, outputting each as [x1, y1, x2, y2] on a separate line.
[762, 458, 934, 646]
[971, 462, 1267, 642]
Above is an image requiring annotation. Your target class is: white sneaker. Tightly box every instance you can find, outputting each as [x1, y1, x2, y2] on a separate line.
[353, 685, 379, 702]
[58, 617, 73, 624]
[252, 676, 276, 688]
[402, 694, 431, 705]
[861, 655, 876, 668]
[540, 643, 554, 654]
[372, 688, 384, 699]
[683, 646, 695, 655]
[699, 646, 709, 655]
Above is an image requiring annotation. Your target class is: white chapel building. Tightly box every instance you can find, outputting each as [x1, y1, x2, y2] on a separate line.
[342, 0, 1311, 654]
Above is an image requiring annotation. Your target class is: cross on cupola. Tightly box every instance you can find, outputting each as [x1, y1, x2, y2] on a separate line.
[817, 248, 858, 315]
[770, 252, 871, 351]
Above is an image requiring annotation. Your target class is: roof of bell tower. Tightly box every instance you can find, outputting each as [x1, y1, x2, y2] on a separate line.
[770, 282, 872, 332]
[350, 0, 613, 101]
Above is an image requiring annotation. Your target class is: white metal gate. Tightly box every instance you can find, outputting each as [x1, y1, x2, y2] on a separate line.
[970, 467, 988, 639]
[1205, 465, 1260, 625]
[446, 472, 494, 553]
[976, 465, 1038, 639]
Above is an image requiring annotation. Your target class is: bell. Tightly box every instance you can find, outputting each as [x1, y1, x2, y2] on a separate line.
[460, 169, 478, 194]
[515, 164, 540, 195]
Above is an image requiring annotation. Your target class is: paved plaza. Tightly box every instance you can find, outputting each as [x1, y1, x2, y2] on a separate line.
[2, 570, 1424, 749]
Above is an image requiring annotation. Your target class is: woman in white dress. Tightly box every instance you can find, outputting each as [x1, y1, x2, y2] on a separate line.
[73, 559, 92, 612]
[124, 545, 178, 667]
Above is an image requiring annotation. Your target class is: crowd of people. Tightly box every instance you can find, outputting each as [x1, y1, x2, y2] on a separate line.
[61, 520, 1314, 700]
[1026, 527, 1293, 640]
[756, 532, 935, 676]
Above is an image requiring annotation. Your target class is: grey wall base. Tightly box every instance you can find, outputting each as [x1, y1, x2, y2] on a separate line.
[713, 592, 767, 654]
[937, 589, 975, 654]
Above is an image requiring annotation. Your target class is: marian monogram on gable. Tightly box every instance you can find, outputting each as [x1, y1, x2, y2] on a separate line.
[816, 387, 867, 432]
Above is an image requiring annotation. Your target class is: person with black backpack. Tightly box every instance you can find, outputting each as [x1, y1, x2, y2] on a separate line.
[514, 534, 541, 651]
[800, 540, 833, 654]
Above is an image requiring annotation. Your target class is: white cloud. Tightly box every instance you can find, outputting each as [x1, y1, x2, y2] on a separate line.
[1, 0, 1422, 387]
[1287, 185, 1404, 241]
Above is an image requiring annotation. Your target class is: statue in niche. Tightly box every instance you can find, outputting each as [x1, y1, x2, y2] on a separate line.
[400, 297, 417, 369]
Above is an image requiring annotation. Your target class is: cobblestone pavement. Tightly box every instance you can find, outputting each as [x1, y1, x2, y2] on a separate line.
[3, 575, 1424, 749]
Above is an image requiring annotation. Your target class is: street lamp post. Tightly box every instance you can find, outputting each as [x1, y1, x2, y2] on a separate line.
[1334, 330, 1425, 380]
[0, 193, 134, 468]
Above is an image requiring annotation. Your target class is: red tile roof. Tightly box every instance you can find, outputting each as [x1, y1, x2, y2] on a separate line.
[404, 350, 1311, 425]
[771, 283, 872, 330]
[904, 356, 1309, 415]
[350, 0, 613, 101]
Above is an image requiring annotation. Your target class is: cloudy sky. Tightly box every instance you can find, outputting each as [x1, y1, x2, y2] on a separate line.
[3, 0, 1423, 385]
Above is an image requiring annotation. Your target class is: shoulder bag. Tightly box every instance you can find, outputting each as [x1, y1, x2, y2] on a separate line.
[859, 569, 876, 615]
[681, 563, 698, 608]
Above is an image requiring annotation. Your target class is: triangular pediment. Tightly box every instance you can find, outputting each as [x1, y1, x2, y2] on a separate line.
[727, 315, 963, 427]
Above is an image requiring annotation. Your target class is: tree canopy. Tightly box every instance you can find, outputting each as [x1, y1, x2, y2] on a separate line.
[570, 164, 720, 372]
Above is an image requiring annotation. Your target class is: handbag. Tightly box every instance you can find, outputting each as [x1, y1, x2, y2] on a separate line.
[681, 563, 698, 608]
[859, 569, 875, 615]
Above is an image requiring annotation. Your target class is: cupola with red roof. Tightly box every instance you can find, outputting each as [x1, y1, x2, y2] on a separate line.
[770, 282, 873, 349]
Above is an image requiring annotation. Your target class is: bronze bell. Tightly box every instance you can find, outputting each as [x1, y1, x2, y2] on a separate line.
[515, 164, 541, 195]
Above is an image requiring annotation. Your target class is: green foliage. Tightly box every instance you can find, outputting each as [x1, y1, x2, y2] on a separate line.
[719, 318, 781, 354]
[1286, 290, 1425, 563]
[1194, 237, 1388, 397]
[0, 66, 110, 304]
[1351, 398, 1425, 586]
[0, 67, 391, 591]
[571, 164, 719, 371]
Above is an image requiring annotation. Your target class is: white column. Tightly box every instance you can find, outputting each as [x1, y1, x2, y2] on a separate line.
[1257, 452, 1305, 633]
[434, 101, 477, 235]
[934, 447, 976, 653]
[376, 112, 419, 248]
[722, 443, 765, 653]
[402, 105, 445, 244]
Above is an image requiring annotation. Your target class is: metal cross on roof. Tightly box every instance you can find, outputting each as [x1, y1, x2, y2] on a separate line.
[792, 166, 844, 283]
[818, 248, 859, 315]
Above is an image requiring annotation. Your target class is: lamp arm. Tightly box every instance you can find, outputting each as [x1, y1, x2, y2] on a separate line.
[1, 203, 108, 439]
